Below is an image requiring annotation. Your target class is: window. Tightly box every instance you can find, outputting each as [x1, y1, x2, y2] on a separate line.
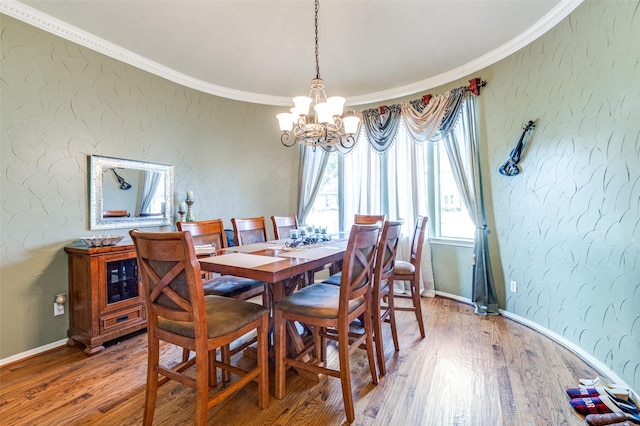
[433, 141, 475, 239]
[305, 154, 339, 235]
[307, 117, 474, 242]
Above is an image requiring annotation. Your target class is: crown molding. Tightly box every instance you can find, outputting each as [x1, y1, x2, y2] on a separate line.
[1, 0, 582, 107]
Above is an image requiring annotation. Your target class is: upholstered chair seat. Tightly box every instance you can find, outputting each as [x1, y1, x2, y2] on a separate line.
[202, 276, 265, 299]
[393, 260, 415, 275]
[275, 283, 364, 319]
[321, 272, 342, 286]
[158, 295, 268, 339]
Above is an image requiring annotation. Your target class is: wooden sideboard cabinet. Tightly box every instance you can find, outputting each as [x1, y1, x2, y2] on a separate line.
[64, 241, 146, 355]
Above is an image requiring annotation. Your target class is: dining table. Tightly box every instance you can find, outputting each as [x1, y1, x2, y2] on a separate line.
[198, 237, 348, 378]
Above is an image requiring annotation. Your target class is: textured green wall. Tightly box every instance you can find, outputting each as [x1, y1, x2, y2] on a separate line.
[398, 0, 639, 392]
[482, 0, 639, 391]
[1, 0, 638, 394]
[0, 14, 298, 358]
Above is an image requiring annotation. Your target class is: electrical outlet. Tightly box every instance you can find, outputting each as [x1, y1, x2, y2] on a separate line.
[54, 303, 64, 316]
[510, 280, 517, 293]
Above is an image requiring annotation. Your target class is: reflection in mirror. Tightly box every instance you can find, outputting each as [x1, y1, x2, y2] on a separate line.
[89, 155, 174, 230]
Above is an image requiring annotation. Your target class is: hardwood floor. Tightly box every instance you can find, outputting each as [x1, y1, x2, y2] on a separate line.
[0, 296, 598, 425]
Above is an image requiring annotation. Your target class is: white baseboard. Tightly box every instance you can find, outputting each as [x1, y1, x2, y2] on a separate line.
[434, 291, 636, 398]
[0, 338, 68, 367]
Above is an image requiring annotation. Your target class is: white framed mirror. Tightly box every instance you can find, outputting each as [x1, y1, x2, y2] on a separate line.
[89, 155, 174, 230]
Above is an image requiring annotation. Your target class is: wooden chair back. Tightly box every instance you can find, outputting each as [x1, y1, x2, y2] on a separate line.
[232, 217, 268, 245]
[371, 219, 403, 375]
[374, 220, 403, 291]
[354, 214, 386, 225]
[408, 216, 428, 268]
[338, 224, 381, 316]
[271, 215, 299, 240]
[130, 230, 204, 332]
[177, 219, 228, 248]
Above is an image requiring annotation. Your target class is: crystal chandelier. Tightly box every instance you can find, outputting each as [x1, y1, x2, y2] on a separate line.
[276, 0, 360, 152]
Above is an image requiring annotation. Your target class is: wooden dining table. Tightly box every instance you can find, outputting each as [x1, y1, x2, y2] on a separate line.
[198, 238, 347, 375]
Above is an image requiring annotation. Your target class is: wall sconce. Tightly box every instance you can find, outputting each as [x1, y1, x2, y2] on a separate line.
[55, 293, 67, 306]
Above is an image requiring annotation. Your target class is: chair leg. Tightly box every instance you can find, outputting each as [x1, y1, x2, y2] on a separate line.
[338, 325, 355, 423]
[387, 290, 400, 352]
[257, 314, 269, 408]
[181, 348, 190, 363]
[274, 309, 287, 399]
[209, 349, 218, 386]
[361, 304, 378, 386]
[143, 334, 160, 426]
[221, 345, 231, 382]
[194, 348, 209, 426]
[373, 297, 386, 377]
[313, 325, 322, 361]
[410, 278, 425, 338]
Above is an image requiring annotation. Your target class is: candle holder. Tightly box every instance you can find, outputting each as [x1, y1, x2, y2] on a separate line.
[177, 207, 186, 222]
[185, 199, 195, 222]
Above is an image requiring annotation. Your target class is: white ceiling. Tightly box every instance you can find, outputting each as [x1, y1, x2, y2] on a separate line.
[4, 0, 581, 106]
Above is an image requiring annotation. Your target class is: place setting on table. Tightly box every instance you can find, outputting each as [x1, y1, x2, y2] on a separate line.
[199, 225, 346, 272]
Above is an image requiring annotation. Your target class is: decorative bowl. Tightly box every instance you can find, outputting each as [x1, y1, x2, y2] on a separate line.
[81, 235, 125, 247]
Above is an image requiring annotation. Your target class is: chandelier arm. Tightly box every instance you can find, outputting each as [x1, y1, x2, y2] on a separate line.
[281, 131, 297, 147]
[340, 134, 356, 149]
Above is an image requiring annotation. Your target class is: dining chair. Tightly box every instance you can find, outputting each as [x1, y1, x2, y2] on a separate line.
[231, 216, 268, 246]
[354, 213, 386, 225]
[274, 223, 381, 423]
[129, 229, 269, 426]
[271, 215, 299, 240]
[321, 214, 386, 286]
[177, 219, 268, 363]
[177, 220, 267, 302]
[371, 220, 403, 376]
[392, 215, 429, 338]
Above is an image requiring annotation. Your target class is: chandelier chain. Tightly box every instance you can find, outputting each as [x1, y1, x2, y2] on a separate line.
[276, 0, 359, 153]
[314, 0, 320, 79]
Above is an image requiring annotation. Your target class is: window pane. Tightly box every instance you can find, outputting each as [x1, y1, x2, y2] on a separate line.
[306, 154, 339, 235]
[437, 143, 475, 239]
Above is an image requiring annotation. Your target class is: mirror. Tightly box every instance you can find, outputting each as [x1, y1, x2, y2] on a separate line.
[88, 155, 174, 230]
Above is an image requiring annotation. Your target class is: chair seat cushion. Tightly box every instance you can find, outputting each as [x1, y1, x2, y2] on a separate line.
[393, 260, 414, 276]
[275, 283, 363, 319]
[321, 272, 342, 286]
[202, 276, 265, 297]
[158, 295, 268, 339]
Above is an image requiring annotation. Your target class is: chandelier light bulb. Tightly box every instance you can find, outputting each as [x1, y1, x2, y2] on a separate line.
[277, 113, 294, 131]
[292, 96, 312, 116]
[343, 115, 360, 135]
[327, 97, 345, 116]
[314, 102, 333, 124]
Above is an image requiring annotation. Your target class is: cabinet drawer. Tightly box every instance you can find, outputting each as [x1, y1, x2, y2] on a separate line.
[100, 305, 145, 333]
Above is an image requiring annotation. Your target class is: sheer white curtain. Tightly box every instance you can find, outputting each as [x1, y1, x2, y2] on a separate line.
[140, 171, 160, 214]
[339, 123, 435, 296]
[297, 145, 329, 223]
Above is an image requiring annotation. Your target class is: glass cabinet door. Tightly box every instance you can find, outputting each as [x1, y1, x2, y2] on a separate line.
[105, 258, 139, 304]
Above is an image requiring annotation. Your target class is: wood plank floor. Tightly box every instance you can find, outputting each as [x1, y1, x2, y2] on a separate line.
[0, 296, 599, 425]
